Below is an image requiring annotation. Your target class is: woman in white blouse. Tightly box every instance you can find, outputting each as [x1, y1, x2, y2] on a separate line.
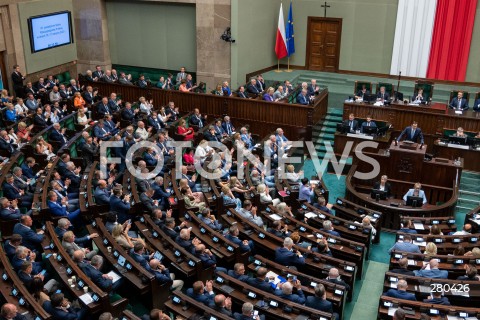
[77, 107, 89, 126]
[139, 96, 153, 115]
[158, 106, 171, 123]
[194, 140, 214, 164]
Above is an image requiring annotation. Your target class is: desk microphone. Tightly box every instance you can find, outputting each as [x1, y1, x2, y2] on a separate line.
[419, 143, 423, 150]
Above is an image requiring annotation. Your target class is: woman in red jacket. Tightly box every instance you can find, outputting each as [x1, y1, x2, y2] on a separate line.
[177, 118, 194, 141]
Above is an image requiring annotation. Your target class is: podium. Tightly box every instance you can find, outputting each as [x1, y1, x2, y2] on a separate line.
[388, 141, 426, 182]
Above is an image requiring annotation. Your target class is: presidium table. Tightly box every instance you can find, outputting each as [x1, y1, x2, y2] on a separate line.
[345, 140, 462, 231]
[342, 101, 480, 172]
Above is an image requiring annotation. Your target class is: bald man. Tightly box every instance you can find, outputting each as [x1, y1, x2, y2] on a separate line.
[0, 303, 26, 320]
[414, 259, 448, 279]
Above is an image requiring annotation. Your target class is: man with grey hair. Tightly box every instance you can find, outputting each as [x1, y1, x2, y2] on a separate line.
[326, 267, 351, 291]
[0, 197, 22, 220]
[236, 200, 264, 227]
[149, 258, 184, 291]
[81, 255, 123, 292]
[275, 237, 305, 268]
[12, 246, 42, 274]
[234, 302, 264, 320]
[296, 88, 309, 105]
[383, 279, 416, 301]
[12, 167, 32, 193]
[322, 220, 340, 237]
[50, 122, 68, 144]
[204, 125, 220, 142]
[275, 279, 306, 304]
[64, 161, 81, 192]
[98, 312, 113, 320]
[273, 86, 286, 101]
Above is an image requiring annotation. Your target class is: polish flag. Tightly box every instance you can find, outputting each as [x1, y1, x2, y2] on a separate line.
[275, 3, 288, 60]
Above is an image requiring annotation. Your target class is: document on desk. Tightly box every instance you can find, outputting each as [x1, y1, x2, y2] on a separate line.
[266, 271, 282, 286]
[387, 308, 398, 316]
[107, 271, 121, 283]
[79, 293, 94, 305]
[413, 223, 425, 230]
[269, 214, 283, 221]
[304, 212, 318, 219]
[346, 133, 374, 140]
[447, 143, 470, 150]
[389, 282, 397, 289]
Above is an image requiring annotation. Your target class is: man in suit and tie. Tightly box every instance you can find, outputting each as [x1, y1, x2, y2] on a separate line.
[139, 188, 160, 213]
[33, 107, 48, 129]
[275, 237, 305, 268]
[121, 102, 139, 123]
[47, 191, 81, 225]
[256, 75, 265, 92]
[50, 123, 68, 145]
[97, 97, 111, 116]
[234, 302, 265, 320]
[147, 111, 165, 132]
[130, 242, 155, 272]
[186, 280, 215, 307]
[355, 84, 370, 100]
[222, 116, 235, 135]
[360, 115, 377, 133]
[449, 91, 469, 110]
[296, 88, 309, 105]
[63, 162, 82, 193]
[92, 65, 104, 81]
[414, 258, 449, 278]
[62, 231, 97, 260]
[109, 187, 131, 224]
[190, 108, 207, 128]
[107, 93, 122, 112]
[306, 284, 339, 320]
[246, 78, 260, 95]
[307, 79, 320, 97]
[12, 215, 44, 251]
[82, 86, 94, 104]
[42, 292, 88, 320]
[397, 121, 424, 144]
[227, 263, 250, 282]
[176, 67, 187, 85]
[25, 93, 40, 111]
[237, 86, 248, 98]
[0, 130, 15, 155]
[2, 174, 33, 209]
[149, 258, 183, 290]
[245, 267, 274, 292]
[137, 74, 148, 88]
[161, 217, 186, 240]
[377, 86, 390, 102]
[273, 86, 286, 101]
[274, 280, 306, 304]
[81, 136, 99, 165]
[0, 197, 22, 220]
[118, 72, 133, 85]
[390, 258, 415, 276]
[104, 114, 120, 135]
[94, 180, 111, 205]
[204, 126, 220, 142]
[212, 119, 226, 139]
[342, 113, 359, 134]
[383, 279, 416, 301]
[326, 268, 351, 292]
[11, 65, 25, 98]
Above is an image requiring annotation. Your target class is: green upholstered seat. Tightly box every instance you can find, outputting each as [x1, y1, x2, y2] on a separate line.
[414, 80, 434, 102]
[376, 82, 394, 97]
[354, 81, 372, 95]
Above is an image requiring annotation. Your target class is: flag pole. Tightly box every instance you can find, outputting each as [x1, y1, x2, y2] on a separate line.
[275, 59, 282, 73]
[286, 57, 292, 72]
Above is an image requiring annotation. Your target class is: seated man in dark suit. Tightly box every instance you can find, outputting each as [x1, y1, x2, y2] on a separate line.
[321, 220, 340, 237]
[267, 220, 291, 239]
[190, 108, 207, 128]
[326, 268, 350, 292]
[226, 225, 254, 253]
[383, 279, 416, 301]
[423, 291, 450, 305]
[373, 175, 392, 198]
[149, 258, 183, 290]
[307, 79, 320, 97]
[4, 234, 22, 261]
[355, 84, 370, 100]
[109, 187, 131, 224]
[12, 215, 44, 251]
[342, 113, 359, 133]
[234, 302, 265, 320]
[360, 115, 377, 133]
[11, 246, 43, 274]
[222, 116, 235, 135]
[313, 196, 332, 214]
[0, 197, 22, 221]
[176, 228, 201, 254]
[396, 121, 424, 144]
[212, 294, 233, 317]
[0, 303, 27, 320]
[227, 263, 250, 282]
[204, 125, 221, 142]
[186, 280, 215, 307]
[246, 267, 274, 293]
[18, 261, 59, 294]
[246, 79, 260, 95]
[449, 91, 469, 110]
[129, 242, 155, 273]
[0, 131, 16, 155]
[97, 97, 111, 116]
[2, 174, 33, 209]
[139, 188, 160, 213]
[161, 217, 186, 240]
[296, 88, 309, 105]
[43, 292, 88, 320]
[49, 123, 68, 145]
[306, 284, 339, 320]
[457, 264, 480, 281]
[94, 180, 111, 206]
[474, 96, 480, 112]
[274, 237, 305, 268]
[195, 244, 219, 269]
[237, 86, 248, 98]
[412, 88, 427, 103]
[121, 102, 139, 122]
[390, 258, 415, 276]
[80, 136, 99, 165]
[376, 86, 390, 102]
[274, 280, 305, 304]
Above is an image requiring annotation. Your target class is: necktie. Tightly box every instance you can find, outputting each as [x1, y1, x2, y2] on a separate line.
[198, 117, 203, 128]
[349, 121, 353, 130]
[410, 129, 415, 140]
[367, 122, 370, 127]
[458, 99, 462, 109]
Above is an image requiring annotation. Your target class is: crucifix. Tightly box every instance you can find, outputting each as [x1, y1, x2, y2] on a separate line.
[321, 1, 330, 18]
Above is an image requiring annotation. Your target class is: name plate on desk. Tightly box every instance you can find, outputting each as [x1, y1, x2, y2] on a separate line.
[346, 133, 374, 140]
[447, 143, 470, 150]
[434, 158, 449, 163]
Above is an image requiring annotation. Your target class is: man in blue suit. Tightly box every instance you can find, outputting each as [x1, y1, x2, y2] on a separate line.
[94, 120, 112, 141]
[43, 292, 88, 320]
[0, 197, 22, 220]
[321, 220, 341, 237]
[109, 188, 131, 224]
[306, 284, 339, 320]
[222, 116, 235, 135]
[246, 267, 274, 292]
[225, 225, 253, 253]
[11, 246, 43, 274]
[414, 259, 449, 279]
[47, 191, 81, 226]
[473, 96, 480, 111]
[388, 234, 421, 254]
[397, 121, 424, 144]
[360, 115, 377, 133]
[227, 263, 250, 282]
[186, 280, 215, 307]
[97, 97, 111, 116]
[49, 123, 68, 145]
[104, 114, 120, 135]
[274, 280, 306, 304]
[296, 89, 309, 105]
[377, 86, 390, 102]
[449, 91, 469, 110]
[275, 237, 305, 268]
[398, 219, 418, 234]
[94, 180, 111, 206]
[234, 302, 265, 320]
[423, 291, 450, 305]
[21, 157, 44, 179]
[2, 174, 33, 209]
[12, 215, 44, 251]
[130, 242, 154, 273]
[0, 303, 28, 320]
[383, 279, 416, 301]
[81, 255, 123, 292]
[149, 258, 184, 290]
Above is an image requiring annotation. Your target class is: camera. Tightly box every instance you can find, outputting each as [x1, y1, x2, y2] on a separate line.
[221, 27, 235, 43]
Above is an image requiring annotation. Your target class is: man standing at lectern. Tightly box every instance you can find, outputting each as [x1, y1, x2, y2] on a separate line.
[397, 121, 424, 144]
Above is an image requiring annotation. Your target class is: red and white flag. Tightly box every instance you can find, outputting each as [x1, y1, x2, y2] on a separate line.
[275, 3, 288, 60]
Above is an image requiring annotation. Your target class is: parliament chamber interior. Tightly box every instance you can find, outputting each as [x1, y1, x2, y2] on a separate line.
[1, 0, 480, 319]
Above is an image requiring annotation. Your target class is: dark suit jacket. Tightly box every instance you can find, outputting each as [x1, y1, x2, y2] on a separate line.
[390, 268, 415, 276]
[246, 84, 260, 94]
[449, 97, 469, 110]
[83, 91, 94, 104]
[373, 181, 392, 198]
[305, 296, 334, 314]
[11, 71, 24, 88]
[356, 90, 370, 98]
[276, 290, 306, 304]
[161, 226, 179, 240]
[222, 122, 235, 135]
[204, 131, 220, 142]
[423, 297, 450, 305]
[246, 277, 274, 293]
[237, 91, 248, 98]
[0, 207, 22, 220]
[327, 278, 351, 292]
[342, 119, 359, 132]
[274, 247, 305, 267]
[97, 103, 111, 116]
[81, 143, 98, 164]
[0, 138, 14, 155]
[2, 183, 21, 200]
[376, 91, 390, 101]
[383, 289, 416, 301]
[94, 187, 110, 205]
[397, 126, 424, 144]
[186, 288, 215, 306]
[13, 223, 44, 250]
[81, 264, 112, 291]
[227, 270, 250, 282]
[296, 94, 308, 105]
[139, 192, 158, 212]
[175, 236, 196, 254]
[42, 300, 87, 320]
[473, 98, 480, 111]
[50, 130, 67, 143]
[33, 115, 47, 127]
[110, 196, 131, 224]
[121, 108, 136, 121]
[130, 251, 153, 273]
[189, 114, 206, 127]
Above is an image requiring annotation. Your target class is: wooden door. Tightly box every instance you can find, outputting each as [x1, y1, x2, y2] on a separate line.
[306, 17, 342, 72]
